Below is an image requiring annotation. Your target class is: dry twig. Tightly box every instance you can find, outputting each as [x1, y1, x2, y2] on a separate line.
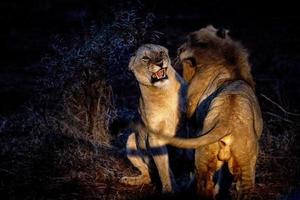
[260, 94, 300, 116]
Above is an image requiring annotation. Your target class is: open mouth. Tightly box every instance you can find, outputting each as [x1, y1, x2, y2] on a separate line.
[151, 68, 168, 83]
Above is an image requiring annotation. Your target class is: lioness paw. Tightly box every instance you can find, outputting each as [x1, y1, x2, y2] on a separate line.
[120, 175, 151, 186]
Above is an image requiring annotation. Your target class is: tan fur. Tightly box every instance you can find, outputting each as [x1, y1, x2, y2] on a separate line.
[120, 44, 185, 193]
[156, 26, 263, 199]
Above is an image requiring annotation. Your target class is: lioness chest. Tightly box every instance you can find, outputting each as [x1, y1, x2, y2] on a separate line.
[140, 86, 180, 137]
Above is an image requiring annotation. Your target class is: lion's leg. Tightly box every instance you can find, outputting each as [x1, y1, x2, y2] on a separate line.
[235, 163, 255, 200]
[195, 144, 222, 199]
[195, 150, 215, 198]
[239, 158, 256, 200]
[120, 132, 151, 186]
[148, 136, 175, 193]
[234, 149, 257, 200]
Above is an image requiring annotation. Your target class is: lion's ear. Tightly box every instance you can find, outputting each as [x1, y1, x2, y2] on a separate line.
[216, 28, 229, 39]
[128, 56, 136, 71]
[182, 59, 196, 83]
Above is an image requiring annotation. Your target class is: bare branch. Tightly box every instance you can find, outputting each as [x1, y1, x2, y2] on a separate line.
[264, 111, 294, 124]
[260, 93, 300, 116]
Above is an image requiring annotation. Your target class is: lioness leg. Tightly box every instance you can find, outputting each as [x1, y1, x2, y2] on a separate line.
[148, 136, 175, 193]
[195, 144, 222, 199]
[120, 132, 151, 185]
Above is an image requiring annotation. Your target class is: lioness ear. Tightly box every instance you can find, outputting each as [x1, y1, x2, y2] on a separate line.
[216, 28, 229, 39]
[128, 56, 136, 71]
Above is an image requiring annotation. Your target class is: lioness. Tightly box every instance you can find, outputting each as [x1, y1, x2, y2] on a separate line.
[120, 44, 185, 192]
[155, 26, 263, 199]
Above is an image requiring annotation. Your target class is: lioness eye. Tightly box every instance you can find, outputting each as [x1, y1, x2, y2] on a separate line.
[157, 60, 163, 64]
[142, 56, 150, 62]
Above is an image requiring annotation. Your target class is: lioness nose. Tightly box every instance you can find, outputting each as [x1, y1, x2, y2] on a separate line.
[157, 62, 163, 68]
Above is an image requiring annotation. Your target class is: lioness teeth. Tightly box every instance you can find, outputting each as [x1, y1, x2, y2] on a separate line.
[153, 69, 165, 79]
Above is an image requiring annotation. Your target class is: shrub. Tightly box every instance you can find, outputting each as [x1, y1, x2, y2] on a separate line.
[0, 5, 161, 199]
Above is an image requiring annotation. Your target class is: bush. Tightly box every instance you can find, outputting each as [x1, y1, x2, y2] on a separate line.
[0, 5, 161, 199]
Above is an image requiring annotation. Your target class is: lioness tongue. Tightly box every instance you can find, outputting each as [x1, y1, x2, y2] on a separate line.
[156, 69, 164, 79]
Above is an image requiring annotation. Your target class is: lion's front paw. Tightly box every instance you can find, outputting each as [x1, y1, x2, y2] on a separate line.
[120, 175, 151, 186]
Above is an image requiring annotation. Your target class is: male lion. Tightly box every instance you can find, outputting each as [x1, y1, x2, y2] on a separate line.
[155, 26, 263, 199]
[120, 44, 186, 193]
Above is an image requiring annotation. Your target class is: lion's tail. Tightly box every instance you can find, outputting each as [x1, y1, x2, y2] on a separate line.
[161, 125, 230, 149]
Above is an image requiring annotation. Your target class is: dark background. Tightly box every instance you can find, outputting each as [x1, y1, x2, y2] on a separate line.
[1, 0, 300, 115]
[0, 0, 299, 199]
